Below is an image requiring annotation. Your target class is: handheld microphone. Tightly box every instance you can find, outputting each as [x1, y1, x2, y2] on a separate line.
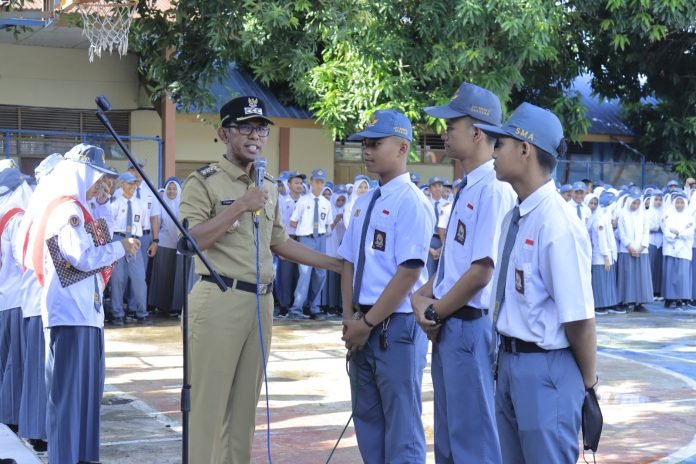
[253, 157, 268, 224]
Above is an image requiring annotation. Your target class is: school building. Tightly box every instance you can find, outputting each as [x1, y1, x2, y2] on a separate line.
[0, 4, 659, 187]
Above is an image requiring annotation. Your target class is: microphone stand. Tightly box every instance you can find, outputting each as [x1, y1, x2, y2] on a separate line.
[95, 95, 227, 464]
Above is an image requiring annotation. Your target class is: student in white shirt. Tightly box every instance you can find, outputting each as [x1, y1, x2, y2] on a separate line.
[20, 144, 138, 464]
[0, 167, 32, 434]
[339, 109, 434, 464]
[570, 181, 591, 229]
[110, 172, 151, 325]
[412, 81, 515, 463]
[323, 188, 348, 313]
[427, 176, 449, 276]
[476, 103, 597, 463]
[588, 192, 620, 315]
[661, 191, 694, 308]
[647, 190, 665, 299]
[617, 192, 653, 312]
[275, 171, 306, 317]
[288, 168, 333, 320]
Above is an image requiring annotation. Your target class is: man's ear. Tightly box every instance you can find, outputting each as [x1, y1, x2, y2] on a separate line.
[217, 126, 229, 143]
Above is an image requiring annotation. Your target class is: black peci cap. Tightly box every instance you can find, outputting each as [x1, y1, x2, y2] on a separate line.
[220, 96, 274, 127]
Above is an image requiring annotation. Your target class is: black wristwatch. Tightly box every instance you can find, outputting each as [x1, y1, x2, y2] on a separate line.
[152, 238, 160, 243]
[424, 305, 442, 325]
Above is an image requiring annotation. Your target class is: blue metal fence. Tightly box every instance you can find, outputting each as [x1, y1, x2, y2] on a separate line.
[556, 159, 673, 189]
[1, 128, 163, 186]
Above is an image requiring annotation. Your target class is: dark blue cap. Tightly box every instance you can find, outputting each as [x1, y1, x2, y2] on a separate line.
[325, 181, 334, 190]
[0, 168, 30, 197]
[672, 190, 687, 200]
[474, 103, 564, 157]
[119, 172, 139, 183]
[599, 192, 616, 207]
[127, 159, 145, 169]
[64, 144, 115, 176]
[286, 170, 306, 181]
[349, 109, 412, 142]
[666, 179, 680, 187]
[572, 181, 585, 191]
[428, 176, 447, 186]
[354, 174, 371, 183]
[311, 168, 327, 181]
[424, 82, 502, 125]
[560, 184, 573, 193]
[410, 171, 421, 183]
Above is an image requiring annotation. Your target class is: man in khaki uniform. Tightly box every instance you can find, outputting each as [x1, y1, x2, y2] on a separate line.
[180, 96, 343, 463]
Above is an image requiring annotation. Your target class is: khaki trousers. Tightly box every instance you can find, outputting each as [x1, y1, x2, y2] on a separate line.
[187, 279, 273, 464]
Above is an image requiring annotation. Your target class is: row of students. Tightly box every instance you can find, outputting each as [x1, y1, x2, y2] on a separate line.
[338, 81, 597, 464]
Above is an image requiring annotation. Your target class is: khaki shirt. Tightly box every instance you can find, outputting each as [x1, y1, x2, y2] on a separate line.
[179, 156, 288, 284]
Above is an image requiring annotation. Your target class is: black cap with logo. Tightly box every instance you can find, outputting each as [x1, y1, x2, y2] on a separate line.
[220, 96, 275, 127]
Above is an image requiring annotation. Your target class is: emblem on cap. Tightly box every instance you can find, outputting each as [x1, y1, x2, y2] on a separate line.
[368, 118, 378, 127]
[244, 97, 263, 116]
[514, 127, 535, 141]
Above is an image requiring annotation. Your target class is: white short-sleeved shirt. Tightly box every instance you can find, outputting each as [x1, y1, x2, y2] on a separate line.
[437, 203, 452, 230]
[41, 201, 125, 328]
[114, 184, 161, 230]
[430, 197, 449, 234]
[589, 215, 614, 265]
[0, 212, 24, 311]
[110, 195, 145, 237]
[569, 200, 591, 229]
[433, 160, 516, 309]
[338, 172, 435, 313]
[492, 180, 594, 350]
[290, 194, 333, 237]
[279, 195, 301, 235]
[89, 199, 114, 234]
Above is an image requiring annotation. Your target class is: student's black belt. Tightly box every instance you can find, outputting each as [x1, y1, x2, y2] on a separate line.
[449, 305, 488, 321]
[200, 275, 273, 295]
[113, 232, 140, 238]
[142, 229, 151, 235]
[500, 335, 554, 353]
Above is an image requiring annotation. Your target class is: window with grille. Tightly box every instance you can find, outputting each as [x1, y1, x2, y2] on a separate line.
[0, 105, 130, 159]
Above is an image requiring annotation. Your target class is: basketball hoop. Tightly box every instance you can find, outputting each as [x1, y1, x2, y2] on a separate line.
[63, 1, 137, 62]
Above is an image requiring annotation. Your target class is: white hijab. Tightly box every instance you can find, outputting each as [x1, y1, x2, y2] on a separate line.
[344, 178, 371, 229]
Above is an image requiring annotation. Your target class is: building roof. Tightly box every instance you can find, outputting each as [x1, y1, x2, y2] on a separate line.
[184, 62, 313, 120]
[569, 74, 639, 137]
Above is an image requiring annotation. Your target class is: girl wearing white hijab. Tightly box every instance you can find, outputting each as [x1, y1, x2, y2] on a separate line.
[20, 144, 138, 464]
[148, 177, 190, 315]
[646, 191, 665, 299]
[323, 189, 348, 312]
[15, 154, 62, 452]
[343, 175, 371, 229]
[0, 167, 33, 433]
[617, 192, 653, 312]
[661, 191, 694, 308]
[588, 193, 620, 314]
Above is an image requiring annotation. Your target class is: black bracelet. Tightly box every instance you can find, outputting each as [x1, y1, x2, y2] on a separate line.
[363, 314, 375, 328]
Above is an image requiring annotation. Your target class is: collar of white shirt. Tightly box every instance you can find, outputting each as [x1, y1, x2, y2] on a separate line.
[519, 179, 556, 218]
[379, 172, 411, 199]
[462, 159, 494, 191]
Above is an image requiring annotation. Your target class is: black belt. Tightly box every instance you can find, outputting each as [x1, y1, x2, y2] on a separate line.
[289, 235, 299, 240]
[449, 306, 488, 321]
[113, 232, 138, 238]
[299, 233, 325, 238]
[500, 335, 554, 354]
[201, 274, 273, 295]
[142, 229, 151, 235]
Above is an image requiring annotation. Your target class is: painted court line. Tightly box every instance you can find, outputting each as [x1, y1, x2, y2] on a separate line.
[599, 351, 696, 464]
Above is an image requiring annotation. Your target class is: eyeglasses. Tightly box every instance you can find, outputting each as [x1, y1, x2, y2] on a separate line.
[227, 124, 270, 137]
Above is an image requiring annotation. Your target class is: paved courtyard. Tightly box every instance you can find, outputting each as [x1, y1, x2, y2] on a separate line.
[9, 302, 696, 463]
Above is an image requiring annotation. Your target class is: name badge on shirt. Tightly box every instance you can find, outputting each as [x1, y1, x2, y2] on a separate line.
[148, 202, 152, 209]
[454, 220, 466, 245]
[320, 212, 326, 220]
[354, 209, 361, 217]
[220, 199, 235, 206]
[515, 268, 525, 294]
[134, 214, 141, 223]
[373, 229, 386, 252]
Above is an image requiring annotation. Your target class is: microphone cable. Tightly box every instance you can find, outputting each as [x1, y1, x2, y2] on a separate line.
[254, 215, 273, 464]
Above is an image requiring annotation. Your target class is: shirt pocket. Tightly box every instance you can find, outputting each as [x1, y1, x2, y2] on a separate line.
[370, 215, 396, 258]
[512, 248, 534, 308]
[213, 197, 241, 233]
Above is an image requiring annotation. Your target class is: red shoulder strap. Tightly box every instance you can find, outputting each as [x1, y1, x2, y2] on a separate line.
[0, 208, 24, 239]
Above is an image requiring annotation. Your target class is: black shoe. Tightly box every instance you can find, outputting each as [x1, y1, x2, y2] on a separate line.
[111, 317, 125, 327]
[634, 304, 649, 313]
[136, 316, 153, 325]
[29, 438, 48, 452]
[309, 312, 327, 321]
[124, 315, 137, 324]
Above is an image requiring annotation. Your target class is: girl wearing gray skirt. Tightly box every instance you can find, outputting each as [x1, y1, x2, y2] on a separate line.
[661, 191, 694, 308]
[590, 193, 620, 314]
[617, 192, 653, 312]
[647, 191, 665, 299]
[0, 168, 33, 433]
[20, 144, 135, 464]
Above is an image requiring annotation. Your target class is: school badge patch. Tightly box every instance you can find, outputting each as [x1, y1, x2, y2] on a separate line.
[372, 229, 386, 251]
[454, 220, 466, 245]
[515, 268, 524, 294]
[69, 215, 82, 227]
[134, 214, 141, 223]
[354, 209, 361, 217]
[320, 212, 326, 220]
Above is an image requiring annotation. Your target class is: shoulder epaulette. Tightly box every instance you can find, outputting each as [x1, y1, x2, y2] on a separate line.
[196, 164, 221, 179]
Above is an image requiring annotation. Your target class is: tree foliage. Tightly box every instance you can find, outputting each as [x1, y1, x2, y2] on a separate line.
[3, 0, 679, 163]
